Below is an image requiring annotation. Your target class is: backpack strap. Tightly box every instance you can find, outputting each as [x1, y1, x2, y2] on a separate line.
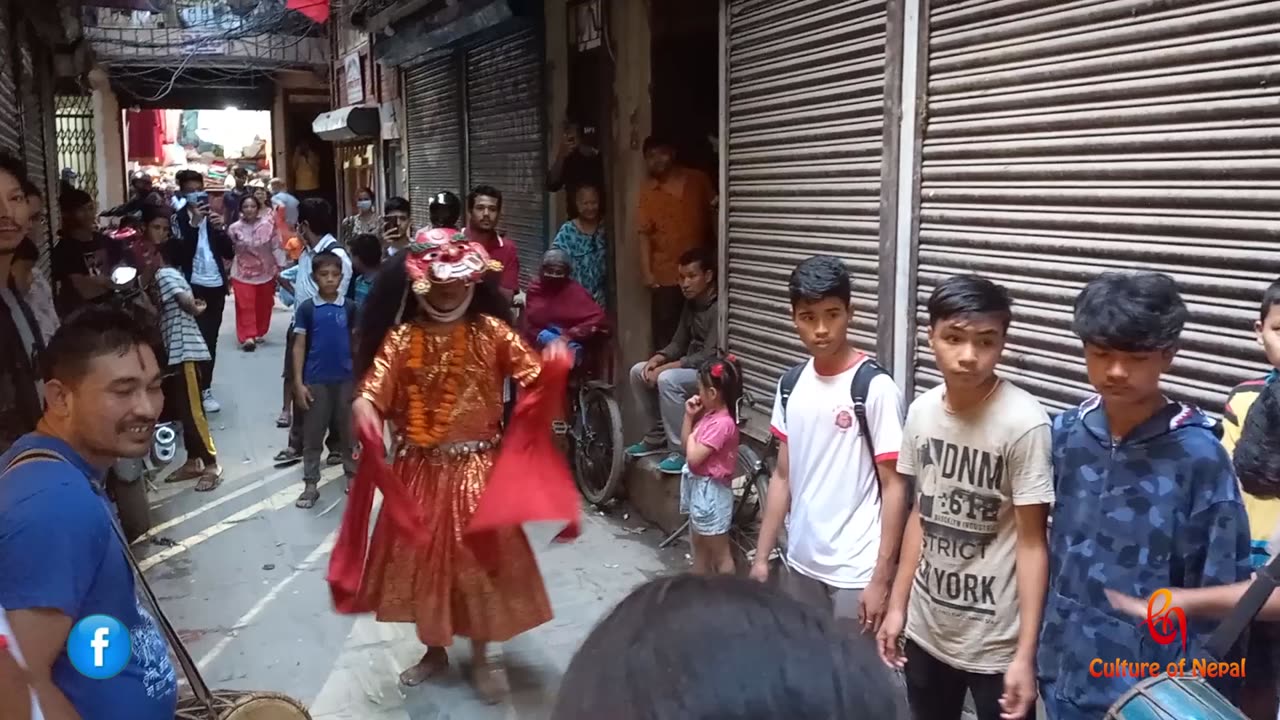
[2, 448, 68, 475]
[851, 359, 890, 501]
[777, 361, 807, 423]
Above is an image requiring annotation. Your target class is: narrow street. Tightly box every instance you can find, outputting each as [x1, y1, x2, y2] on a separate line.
[135, 304, 682, 719]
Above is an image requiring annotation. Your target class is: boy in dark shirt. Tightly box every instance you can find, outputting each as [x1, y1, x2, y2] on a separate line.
[1038, 272, 1251, 719]
[292, 251, 356, 509]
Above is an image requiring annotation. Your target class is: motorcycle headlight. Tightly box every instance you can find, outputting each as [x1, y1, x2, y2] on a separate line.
[153, 423, 179, 464]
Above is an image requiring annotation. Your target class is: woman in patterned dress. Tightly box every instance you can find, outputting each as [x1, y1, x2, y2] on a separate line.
[551, 184, 608, 307]
[329, 227, 578, 704]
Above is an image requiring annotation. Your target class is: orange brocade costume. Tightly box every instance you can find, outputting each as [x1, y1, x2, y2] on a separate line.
[353, 316, 554, 645]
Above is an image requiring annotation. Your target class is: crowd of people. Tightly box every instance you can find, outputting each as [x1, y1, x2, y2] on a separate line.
[1, 124, 1280, 720]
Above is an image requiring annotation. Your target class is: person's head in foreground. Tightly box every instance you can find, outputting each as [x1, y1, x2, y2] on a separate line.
[1256, 277, 1280, 370]
[1071, 271, 1187, 410]
[551, 575, 900, 720]
[41, 304, 164, 468]
[788, 255, 853, 362]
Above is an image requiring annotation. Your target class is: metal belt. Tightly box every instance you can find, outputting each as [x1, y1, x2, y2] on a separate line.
[396, 434, 502, 460]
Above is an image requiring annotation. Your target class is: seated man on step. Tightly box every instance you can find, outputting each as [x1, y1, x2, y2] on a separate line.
[626, 247, 720, 475]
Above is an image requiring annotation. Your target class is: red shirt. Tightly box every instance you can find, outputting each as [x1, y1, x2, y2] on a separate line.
[472, 229, 521, 293]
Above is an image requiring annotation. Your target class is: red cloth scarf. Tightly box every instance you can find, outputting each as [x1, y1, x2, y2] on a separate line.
[327, 345, 579, 614]
[521, 277, 609, 343]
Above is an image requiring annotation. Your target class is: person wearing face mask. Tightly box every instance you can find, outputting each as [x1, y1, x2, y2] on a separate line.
[520, 249, 608, 369]
[331, 226, 580, 705]
[170, 169, 234, 415]
[229, 194, 284, 352]
[341, 188, 381, 246]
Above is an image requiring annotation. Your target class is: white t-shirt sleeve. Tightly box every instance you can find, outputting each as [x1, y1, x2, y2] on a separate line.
[896, 402, 918, 477]
[769, 380, 787, 441]
[1008, 423, 1055, 505]
[866, 373, 904, 465]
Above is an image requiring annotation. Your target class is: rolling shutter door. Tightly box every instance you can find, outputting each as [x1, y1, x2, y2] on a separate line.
[19, 37, 52, 274]
[725, 0, 892, 406]
[914, 0, 1280, 413]
[404, 54, 463, 230]
[0, 4, 20, 157]
[465, 26, 546, 284]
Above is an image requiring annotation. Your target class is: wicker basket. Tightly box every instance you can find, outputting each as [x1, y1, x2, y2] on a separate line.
[175, 691, 311, 720]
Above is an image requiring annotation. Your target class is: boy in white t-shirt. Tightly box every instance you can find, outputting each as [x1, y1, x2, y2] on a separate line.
[750, 255, 911, 716]
[876, 275, 1052, 720]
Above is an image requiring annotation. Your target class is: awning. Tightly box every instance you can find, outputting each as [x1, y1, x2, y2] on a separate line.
[312, 106, 381, 142]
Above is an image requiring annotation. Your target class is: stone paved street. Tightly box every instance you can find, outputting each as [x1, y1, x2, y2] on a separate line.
[137, 304, 683, 719]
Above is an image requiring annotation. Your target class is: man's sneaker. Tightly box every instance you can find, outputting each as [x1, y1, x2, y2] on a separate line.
[202, 389, 221, 414]
[625, 440, 665, 458]
[657, 454, 686, 475]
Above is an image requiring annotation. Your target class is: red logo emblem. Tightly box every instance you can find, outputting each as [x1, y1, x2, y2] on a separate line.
[835, 410, 853, 430]
[1141, 588, 1187, 652]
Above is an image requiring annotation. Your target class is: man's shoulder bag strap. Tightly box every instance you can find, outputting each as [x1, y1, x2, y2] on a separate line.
[778, 358, 891, 500]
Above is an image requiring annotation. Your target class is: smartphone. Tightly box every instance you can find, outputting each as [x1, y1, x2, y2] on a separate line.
[383, 217, 396, 233]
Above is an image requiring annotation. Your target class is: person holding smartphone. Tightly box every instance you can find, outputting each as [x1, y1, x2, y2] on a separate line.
[170, 169, 234, 415]
[381, 196, 414, 257]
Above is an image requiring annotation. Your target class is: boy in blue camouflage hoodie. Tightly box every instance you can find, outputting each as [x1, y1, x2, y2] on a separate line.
[1037, 272, 1252, 719]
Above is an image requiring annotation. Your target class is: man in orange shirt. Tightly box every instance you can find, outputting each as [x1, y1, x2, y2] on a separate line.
[635, 137, 716, 348]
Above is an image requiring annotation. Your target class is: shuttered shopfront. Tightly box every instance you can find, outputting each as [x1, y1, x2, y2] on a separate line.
[723, 0, 897, 407]
[912, 0, 1280, 413]
[0, 3, 21, 157]
[465, 25, 546, 283]
[403, 53, 464, 230]
[18, 29, 53, 273]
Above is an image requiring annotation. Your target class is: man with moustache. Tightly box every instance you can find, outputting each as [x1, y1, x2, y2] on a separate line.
[0, 305, 178, 720]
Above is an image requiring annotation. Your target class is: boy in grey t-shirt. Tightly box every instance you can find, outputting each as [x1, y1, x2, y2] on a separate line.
[876, 275, 1053, 720]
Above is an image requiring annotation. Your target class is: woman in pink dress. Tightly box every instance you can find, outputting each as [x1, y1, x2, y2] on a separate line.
[227, 195, 282, 351]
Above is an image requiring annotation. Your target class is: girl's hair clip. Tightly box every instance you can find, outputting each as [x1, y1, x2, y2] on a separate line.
[710, 363, 724, 379]
[724, 353, 737, 364]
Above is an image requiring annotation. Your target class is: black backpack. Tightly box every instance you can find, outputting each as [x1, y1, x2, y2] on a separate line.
[777, 358, 891, 499]
[1236, 380, 1280, 499]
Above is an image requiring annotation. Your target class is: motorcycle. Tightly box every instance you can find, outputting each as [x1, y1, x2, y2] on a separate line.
[102, 263, 177, 542]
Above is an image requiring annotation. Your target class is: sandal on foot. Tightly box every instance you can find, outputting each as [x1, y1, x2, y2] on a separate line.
[399, 650, 449, 687]
[275, 412, 291, 428]
[274, 448, 302, 465]
[193, 466, 223, 492]
[325, 452, 343, 466]
[295, 484, 320, 509]
[166, 462, 204, 483]
[471, 663, 509, 705]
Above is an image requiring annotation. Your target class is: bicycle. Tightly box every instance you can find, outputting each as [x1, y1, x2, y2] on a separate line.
[659, 390, 787, 570]
[552, 335, 625, 506]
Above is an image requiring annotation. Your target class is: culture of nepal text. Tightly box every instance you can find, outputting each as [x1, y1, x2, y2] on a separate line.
[1090, 658, 1246, 679]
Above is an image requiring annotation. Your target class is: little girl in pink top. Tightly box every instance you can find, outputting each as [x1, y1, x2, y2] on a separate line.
[680, 354, 744, 576]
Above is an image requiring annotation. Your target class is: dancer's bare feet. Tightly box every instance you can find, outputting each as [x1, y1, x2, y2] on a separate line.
[471, 659, 509, 705]
[399, 648, 448, 687]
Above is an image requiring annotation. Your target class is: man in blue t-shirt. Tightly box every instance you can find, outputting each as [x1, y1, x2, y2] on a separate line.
[291, 250, 357, 509]
[0, 305, 177, 720]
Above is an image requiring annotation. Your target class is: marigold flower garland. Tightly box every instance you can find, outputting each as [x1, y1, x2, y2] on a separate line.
[405, 321, 470, 445]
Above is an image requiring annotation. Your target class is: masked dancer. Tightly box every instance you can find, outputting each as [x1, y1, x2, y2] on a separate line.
[327, 227, 580, 704]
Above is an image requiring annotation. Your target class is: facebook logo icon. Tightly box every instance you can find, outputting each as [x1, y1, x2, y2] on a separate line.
[67, 615, 131, 679]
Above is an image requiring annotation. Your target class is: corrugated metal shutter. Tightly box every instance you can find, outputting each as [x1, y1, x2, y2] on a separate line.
[914, 0, 1280, 414]
[465, 26, 546, 284]
[0, 3, 20, 157]
[19, 36, 52, 275]
[725, 0, 891, 405]
[404, 54, 463, 230]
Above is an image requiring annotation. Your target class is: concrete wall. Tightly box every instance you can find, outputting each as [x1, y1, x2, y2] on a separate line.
[545, 0, 653, 437]
[88, 69, 124, 211]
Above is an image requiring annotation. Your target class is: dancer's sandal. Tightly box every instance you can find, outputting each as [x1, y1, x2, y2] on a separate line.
[399, 649, 448, 687]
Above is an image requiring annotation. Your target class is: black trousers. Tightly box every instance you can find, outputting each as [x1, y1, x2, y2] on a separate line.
[650, 285, 685, 351]
[902, 640, 1005, 720]
[160, 361, 217, 465]
[191, 283, 226, 392]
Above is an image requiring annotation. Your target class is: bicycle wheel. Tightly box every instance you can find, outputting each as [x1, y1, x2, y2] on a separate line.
[572, 386, 625, 506]
[732, 445, 767, 525]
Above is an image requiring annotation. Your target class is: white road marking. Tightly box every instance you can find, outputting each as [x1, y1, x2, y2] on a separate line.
[196, 528, 340, 671]
[138, 470, 341, 572]
[135, 463, 302, 543]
